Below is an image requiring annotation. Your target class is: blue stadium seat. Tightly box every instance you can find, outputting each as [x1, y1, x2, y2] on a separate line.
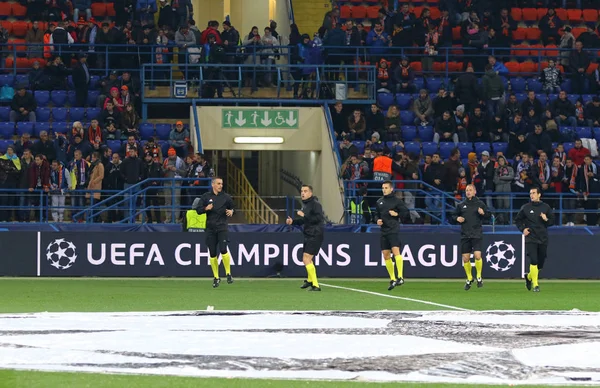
[50, 90, 67, 107]
[395, 93, 412, 110]
[86, 107, 101, 120]
[400, 111, 414, 125]
[511, 78, 526, 93]
[582, 95, 595, 103]
[567, 94, 579, 105]
[16, 122, 34, 137]
[34, 122, 51, 137]
[159, 140, 170, 156]
[527, 79, 542, 93]
[515, 93, 527, 104]
[70, 107, 85, 121]
[90, 75, 100, 88]
[0, 75, 14, 86]
[492, 142, 508, 155]
[404, 141, 420, 155]
[426, 78, 443, 93]
[0, 123, 15, 139]
[559, 126, 574, 135]
[377, 93, 394, 110]
[36, 107, 50, 122]
[576, 127, 592, 139]
[420, 142, 437, 156]
[352, 141, 365, 154]
[475, 142, 491, 155]
[87, 91, 100, 107]
[52, 108, 68, 121]
[561, 79, 572, 93]
[0, 140, 12, 153]
[155, 124, 172, 140]
[107, 140, 121, 153]
[413, 77, 424, 91]
[14, 75, 28, 88]
[385, 141, 397, 150]
[67, 91, 76, 106]
[458, 142, 473, 156]
[139, 123, 154, 140]
[52, 122, 69, 133]
[593, 128, 600, 140]
[547, 94, 559, 105]
[401, 126, 417, 141]
[563, 142, 575, 153]
[0, 107, 9, 121]
[67, 75, 74, 89]
[438, 142, 455, 159]
[34, 91, 50, 107]
[418, 126, 433, 141]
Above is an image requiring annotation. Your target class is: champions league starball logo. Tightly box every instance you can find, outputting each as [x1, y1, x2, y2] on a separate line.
[485, 241, 516, 272]
[46, 238, 77, 270]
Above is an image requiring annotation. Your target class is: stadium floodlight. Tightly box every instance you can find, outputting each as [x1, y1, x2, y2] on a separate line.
[233, 136, 284, 144]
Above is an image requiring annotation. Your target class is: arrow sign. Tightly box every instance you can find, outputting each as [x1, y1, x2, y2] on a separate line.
[285, 111, 297, 127]
[234, 111, 246, 126]
[260, 111, 272, 127]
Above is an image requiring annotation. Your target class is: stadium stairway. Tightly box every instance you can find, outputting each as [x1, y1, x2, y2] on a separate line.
[292, 0, 331, 36]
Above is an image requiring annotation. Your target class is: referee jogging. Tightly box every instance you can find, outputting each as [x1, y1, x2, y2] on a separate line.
[515, 186, 554, 292]
[194, 177, 235, 288]
[454, 184, 491, 290]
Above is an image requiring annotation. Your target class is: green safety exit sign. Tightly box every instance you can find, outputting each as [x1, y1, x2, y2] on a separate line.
[222, 109, 299, 129]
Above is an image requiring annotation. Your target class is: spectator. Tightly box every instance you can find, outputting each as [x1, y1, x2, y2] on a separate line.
[119, 135, 140, 159]
[548, 156, 565, 212]
[120, 148, 144, 220]
[10, 87, 36, 123]
[394, 56, 415, 93]
[528, 125, 553, 158]
[260, 27, 279, 87]
[157, 0, 175, 32]
[539, 8, 562, 45]
[552, 91, 577, 127]
[577, 154, 599, 226]
[104, 87, 124, 111]
[331, 101, 346, 139]
[574, 100, 588, 126]
[393, 4, 415, 47]
[100, 101, 122, 130]
[221, 21, 240, 60]
[25, 21, 44, 58]
[586, 96, 600, 127]
[453, 105, 469, 141]
[531, 151, 551, 193]
[322, 7, 339, 31]
[122, 103, 140, 139]
[43, 56, 69, 90]
[341, 154, 369, 182]
[466, 24, 488, 73]
[578, 25, 600, 49]
[384, 105, 402, 142]
[413, 89, 434, 126]
[175, 24, 196, 68]
[541, 59, 562, 94]
[514, 152, 533, 195]
[443, 148, 461, 192]
[434, 110, 458, 145]
[569, 41, 591, 95]
[482, 64, 505, 118]
[87, 120, 102, 144]
[168, 121, 190, 158]
[18, 149, 34, 221]
[433, 87, 456, 120]
[488, 55, 509, 77]
[365, 104, 385, 137]
[72, 53, 90, 107]
[493, 155, 514, 223]
[491, 8, 516, 49]
[173, 0, 193, 29]
[48, 160, 71, 222]
[54, 133, 69, 165]
[28, 154, 50, 220]
[69, 121, 85, 143]
[490, 114, 508, 143]
[136, 0, 157, 25]
[562, 157, 578, 226]
[13, 133, 34, 157]
[559, 26, 576, 68]
[143, 152, 164, 224]
[366, 21, 389, 62]
[454, 65, 479, 114]
[33, 131, 57, 162]
[554, 143, 567, 166]
[423, 152, 444, 221]
[339, 136, 358, 161]
[468, 106, 488, 142]
[104, 152, 124, 222]
[376, 59, 392, 93]
[523, 107, 542, 134]
[49, 21, 74, 66]
[86, 151, 104, 204]
[97, 71, 119, 108]
[0, 146, 21, 221]
[28, 61, 44, 91]
[73, 0, 92, 21]
[505, 94, 522, 120]
[568, 139, 591, 167]
[347, 108, 366, 141]
[521, 91, 544, 118]
[591, 62, 600, 94]
[67, 135, 92, 161]
[163, 147, 186, 223]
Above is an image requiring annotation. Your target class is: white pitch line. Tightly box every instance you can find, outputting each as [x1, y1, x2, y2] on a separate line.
[320, 283, 473, 312]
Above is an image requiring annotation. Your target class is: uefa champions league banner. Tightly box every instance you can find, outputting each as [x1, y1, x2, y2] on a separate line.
[0, 232, 598, 278]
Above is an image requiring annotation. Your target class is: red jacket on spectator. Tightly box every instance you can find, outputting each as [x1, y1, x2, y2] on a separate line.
[29, 158, 51, 190]
[200, 27, 222, 44]
[568, 145, 590, 167]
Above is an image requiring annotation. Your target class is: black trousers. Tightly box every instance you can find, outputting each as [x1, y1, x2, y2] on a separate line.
[206, 229, 228, 258]
[525, 242, 548, 270]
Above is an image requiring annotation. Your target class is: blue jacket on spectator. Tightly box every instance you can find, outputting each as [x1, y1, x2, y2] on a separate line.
[169, 128, 189, 148]
[366, 30, 389, 56]
[136, 0, 157, 13]
[49, 162, 71, 193]
[54, 135, 69, 165]
[493, 62, 509, 76]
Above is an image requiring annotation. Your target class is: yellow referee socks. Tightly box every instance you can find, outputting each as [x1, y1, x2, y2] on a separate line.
[209, 257, 219, 279]
[529, 264, 539, 287]
[463, 261, 473, 282]
[475, 258, 483, 279]
[385, 259, 396, 281]
[222, 252, 232, 275]
[306, 263, 319, 288]
[394, 255, 404, 279]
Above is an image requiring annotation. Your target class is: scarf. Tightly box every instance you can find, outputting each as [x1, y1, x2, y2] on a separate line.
[576, 106, 584, 121]
[72, 159, 87, 186]
[537, 160, 550, 184]
[438, 16, 448, 35]
[501, 16, 509, 37]
[377, 67, 389, 80]
[567, 164, 578, 190]
[50, 165, 64, 191]
[88, 125, 102, 143]
[583, 163, 597, 195]
[554, 150, 566, 165]
[0, 154, 21, 170]
[550, 164, 563, 191]
[456, 177, 467, 199]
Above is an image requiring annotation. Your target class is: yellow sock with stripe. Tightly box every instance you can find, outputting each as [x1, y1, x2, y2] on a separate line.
[529, 264, 539, 287]
[394, 255, 404, 279]
[222, 252, 232, 275]
[475, 258, 483, 279]
[306, 263, 319, 288]
[209, 257, 220, 279]
[464, 261, 473, 282]
[385, 259, 397, 281]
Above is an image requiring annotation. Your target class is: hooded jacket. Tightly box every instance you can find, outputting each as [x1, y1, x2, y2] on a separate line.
[494, 156, 514, 193]
[482, 70, 504, 100]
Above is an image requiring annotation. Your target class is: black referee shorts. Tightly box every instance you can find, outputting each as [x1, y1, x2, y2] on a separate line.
[525, 242, 548, 269]
[206, 229, 229, 257]
[380, 232, 401, 251]
[303, 235, 324, 256]
[460, 238, 482, 255]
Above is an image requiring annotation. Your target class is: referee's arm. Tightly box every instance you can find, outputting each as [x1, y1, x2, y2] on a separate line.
[396, 198, 410, 223]
[514, 206, 527, 232]
[479, 201, 492, 220]
[451, 203, 463, 225]
[194, 193, 209, 215]
[226, 194, 235, 213]
[543, 204, 554, 227]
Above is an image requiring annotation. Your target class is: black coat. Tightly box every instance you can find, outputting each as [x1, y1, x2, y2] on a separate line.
[515, 201, 554, 244]
[195, 190, 235, 232]
[72, 62, 90, 90]
[292, 196, 325, 239]
[375, 193, 410, 234]
[454, 196, 491, 239]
